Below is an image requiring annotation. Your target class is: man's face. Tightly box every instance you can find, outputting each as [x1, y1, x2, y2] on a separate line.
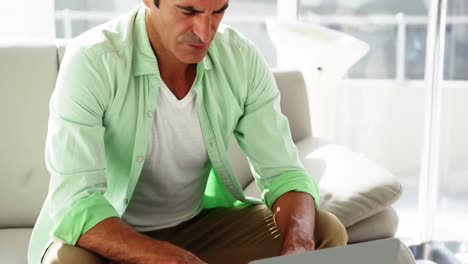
[145, 0, 229, 64]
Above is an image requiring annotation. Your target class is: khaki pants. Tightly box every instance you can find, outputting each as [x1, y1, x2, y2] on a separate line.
[42, 205, 348, 264]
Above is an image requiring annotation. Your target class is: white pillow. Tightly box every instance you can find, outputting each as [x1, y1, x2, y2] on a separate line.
[296, 137, 402, 227]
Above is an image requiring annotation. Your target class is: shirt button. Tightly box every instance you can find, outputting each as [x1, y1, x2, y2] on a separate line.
[147, 111, 154, 118]
[153, 79, 160, 85]
[136, 155, 144, 163]
[123, 198, 129, 205]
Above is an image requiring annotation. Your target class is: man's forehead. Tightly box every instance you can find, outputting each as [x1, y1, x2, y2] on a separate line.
[172, 0, 229, 10]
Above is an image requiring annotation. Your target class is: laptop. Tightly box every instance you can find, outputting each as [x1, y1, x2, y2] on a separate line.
[250, 238, 402, 264]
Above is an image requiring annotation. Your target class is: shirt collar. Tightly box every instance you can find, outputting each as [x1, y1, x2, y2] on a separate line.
[132, 5, 212, 77]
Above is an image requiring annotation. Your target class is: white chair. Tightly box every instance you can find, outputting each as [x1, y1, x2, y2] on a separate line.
[266, 19, 369, 141]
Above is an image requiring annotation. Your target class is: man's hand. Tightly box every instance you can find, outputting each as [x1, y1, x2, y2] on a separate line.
[272, 191, 316, 256]
[279, 225, 315, 256]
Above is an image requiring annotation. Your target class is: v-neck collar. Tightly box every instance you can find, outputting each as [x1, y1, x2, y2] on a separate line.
[159, 80, 196, 109]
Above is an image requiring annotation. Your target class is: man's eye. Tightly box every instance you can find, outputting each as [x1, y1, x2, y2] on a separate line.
[182, 12, 196, 16]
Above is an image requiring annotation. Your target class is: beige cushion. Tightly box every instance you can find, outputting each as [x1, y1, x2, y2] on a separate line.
[296, 137, 402, 227]
[56, 39, 67, 66]
[271, 69, 312, 142]
[244, 136, 401, 229]
[0, 228, 33, 263]
[0, 42, 58, 228]
[399, 241, 417, 264]
[245, 180, 400, 243]
[346, 207, 399, 243]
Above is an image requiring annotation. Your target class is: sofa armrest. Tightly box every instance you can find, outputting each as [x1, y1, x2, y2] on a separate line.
[295, 137, 402, 228]
[346, 207, 399, 243]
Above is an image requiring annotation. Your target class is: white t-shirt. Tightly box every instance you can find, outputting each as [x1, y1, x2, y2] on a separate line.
[122, 81, 211, 232]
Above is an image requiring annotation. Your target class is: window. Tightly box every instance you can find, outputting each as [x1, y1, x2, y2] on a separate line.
[223, 0, 277, 65]
[55, 0, 121, 38]
[54, 0, 277, 65]
[296, 0, 468, 252]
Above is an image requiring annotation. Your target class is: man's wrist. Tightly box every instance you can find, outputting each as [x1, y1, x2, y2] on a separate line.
[282, 223, 315, 251]
[272, 191, 317, 255]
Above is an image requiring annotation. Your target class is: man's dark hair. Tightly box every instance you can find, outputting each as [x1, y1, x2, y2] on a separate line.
[154, 0, 160, 8]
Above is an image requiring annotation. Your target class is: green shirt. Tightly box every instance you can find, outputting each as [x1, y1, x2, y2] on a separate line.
[28, 5, 319, 263]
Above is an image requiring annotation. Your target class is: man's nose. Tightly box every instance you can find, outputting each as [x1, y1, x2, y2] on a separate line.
[193, 15, 212, 43]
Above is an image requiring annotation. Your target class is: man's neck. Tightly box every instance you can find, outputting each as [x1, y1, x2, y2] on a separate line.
[150, 38, 193, 83]
[158, 59, 196, 100]
[146, 17, 196, 99]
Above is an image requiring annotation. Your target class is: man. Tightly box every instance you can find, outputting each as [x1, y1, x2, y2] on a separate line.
[28, 0, 348, 263]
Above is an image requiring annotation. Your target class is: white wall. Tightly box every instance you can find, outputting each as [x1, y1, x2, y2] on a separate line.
[0, 0, 55, 39]
[115, 0, 140, 13]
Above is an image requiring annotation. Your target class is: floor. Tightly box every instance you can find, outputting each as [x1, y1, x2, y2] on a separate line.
[394, 187, 468, 264]
[408, 241, 468, 264]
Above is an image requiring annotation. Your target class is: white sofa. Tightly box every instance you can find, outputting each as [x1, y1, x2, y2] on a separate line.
[0, 41, 415, 263]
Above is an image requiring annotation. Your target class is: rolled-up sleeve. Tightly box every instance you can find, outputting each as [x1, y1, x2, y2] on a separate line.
[233, 42, 320, 209]
[45, 46, 118, 245]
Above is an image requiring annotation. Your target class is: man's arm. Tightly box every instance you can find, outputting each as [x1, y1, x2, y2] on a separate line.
[77, 217, 205, 264]
[272, 191, 316, 256]
[232, 37, 320, 254]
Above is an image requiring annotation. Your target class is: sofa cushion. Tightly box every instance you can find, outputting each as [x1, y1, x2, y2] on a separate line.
[0, 228, 33, 264]
[245, 180, 400, 243]
[244, 136, 402, 229]
[0, 42, 58, 228]
[296, 137, 402, 227]
[272, 69, 312, 142]
[56, 39, 67, 66]
[346, 207, 399, 243]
